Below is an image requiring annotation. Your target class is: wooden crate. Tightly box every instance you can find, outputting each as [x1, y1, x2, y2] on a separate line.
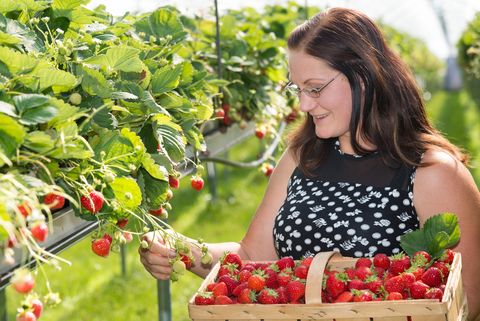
[188, 251, 468, 321]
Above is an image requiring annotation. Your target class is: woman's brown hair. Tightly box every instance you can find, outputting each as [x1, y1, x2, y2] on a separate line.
[287, 7, 467, 176]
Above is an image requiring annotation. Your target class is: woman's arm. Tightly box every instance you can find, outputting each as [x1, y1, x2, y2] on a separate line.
[139, 148, 297, 279]
[414, 150, 480, 321]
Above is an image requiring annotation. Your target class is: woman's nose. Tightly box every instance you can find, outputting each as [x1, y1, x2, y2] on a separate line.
[298, 95, 317, 113]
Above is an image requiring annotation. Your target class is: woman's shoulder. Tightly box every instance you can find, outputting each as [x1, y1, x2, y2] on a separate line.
[414, 148, 475, 191]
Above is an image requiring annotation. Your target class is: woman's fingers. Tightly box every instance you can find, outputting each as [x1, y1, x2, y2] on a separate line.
[138, 232, 177, 281]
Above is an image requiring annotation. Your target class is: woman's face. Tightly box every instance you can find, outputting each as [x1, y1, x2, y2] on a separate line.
[288, 50, 352, 141]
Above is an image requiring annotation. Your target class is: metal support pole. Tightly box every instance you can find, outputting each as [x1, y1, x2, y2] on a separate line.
[206, 161, 217, 200]
[304, 0, 309, 20]
[120, 244, 127, 276]
[0, 288, 6, 321]
[157, 280, 172, 321]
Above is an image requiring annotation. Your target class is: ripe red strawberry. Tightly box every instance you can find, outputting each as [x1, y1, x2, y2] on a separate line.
[294, 265, 309, 279]
[17, 202, 31, 217]
[91, 237, 111, 257]
[232, 282, 248, 297]
[401, 272, 416, 287]
[148, 206, 165, 216]
[194, 292, 214, 305]
[264, 268, 279, 289]
[247, 274, 265, 292]
[440, 249, 455, 265]
[239, 269, 252, 283]
[16, 311, 36, 321]
[215, 108, 225, 118]
[116, 218, 128, 228]
[214, 295, 233, 305]
[355, 258, 372, 269]
[373, 253, 390, 270]
[80, 191, 104, 214]
[276, 257, 295, 270]
[206, 283, 217, 292]
[409, 281, 430, 299]
[348, 279, 366, 291]
[241, 263, 256, 272]
[238, 288, 256, 304]
[425, 287, 444, 301]
[354, 266, 373, 281]
[190, 176, 204, 191]
[386, 292, 403, 300]
[325, 272, 348, 299]
[432, 261, 450, 280]
[168, 175, 180, 189]
[217, 275, 239, 295]
[276, 286, 289, 304]
[352, 289, 373, 302]
[334, 291, 354, 303]
[212, 282, 228, 298]
[286, 280, 305, 303]
[222, 252, 242, 268]
[258, 288, 279, 304]
[262, 164, 274, 177]
[277, 271, 292, 287]
[44, 193, 66, 210]
[344, 267, 356, 280]
[421, 267, 443, 287]
[11, 269, 35, 294]
[301, 256, 314, 268]
[412, 251, 431, 266]
[255, 127, 266, 139]
[408, 266, 425, 281]
[365, 277, 383, 295]
[30, 222, 48, 242]
[389, 254, 411, 275]
[181, 254, 193, 270]
[30, 298, 43, 319]
[384, 275, 405, 293]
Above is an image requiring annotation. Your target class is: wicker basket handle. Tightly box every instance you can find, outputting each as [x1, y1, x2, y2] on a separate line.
[305, 251, 343, 304]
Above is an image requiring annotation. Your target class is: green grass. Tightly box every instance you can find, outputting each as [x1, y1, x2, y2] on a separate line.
[6, 135, 271, 321]
[426, 90, 480, 185]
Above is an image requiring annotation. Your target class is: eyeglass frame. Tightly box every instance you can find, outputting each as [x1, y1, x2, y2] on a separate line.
[285, 72, 342, 99]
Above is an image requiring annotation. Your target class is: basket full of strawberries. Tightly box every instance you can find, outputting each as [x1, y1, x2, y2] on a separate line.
[188, 213, 468, 321]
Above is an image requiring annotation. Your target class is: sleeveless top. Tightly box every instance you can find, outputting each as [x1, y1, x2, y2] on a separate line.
[273, 139, 420, 259]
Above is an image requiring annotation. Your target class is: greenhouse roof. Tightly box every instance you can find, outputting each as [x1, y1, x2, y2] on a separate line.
[87, 0, 480, 60]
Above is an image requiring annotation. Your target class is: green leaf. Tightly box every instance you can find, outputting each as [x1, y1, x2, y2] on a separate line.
[399, 229, 428, 257]
[151, 64, 182, 95]
[20, 105, 57, 125]
[195, 102, 213, 121]
[0, 0, 49, 13]
[48, 97, 84, 127]
[0, 114, 26, 166]
[92, 107, 117, 130]
[109, 176, 142, 210]
[423, 212, 460, 251]
[141, 153, 168, 181]
[78, 66, 112, 98]
[13, 94, 50, 113]
[0, 46, 38, 74]
[24, 131, 55, 153]
[31, 64, 78, 93]
[134, 8, 187, 44]
[400, 212, 461, 258]
[138, 168, 169, 209]
[90, 130, 141, 170]
[0, 31, 21, 45]
[184, 126, 206, 152]
[152, 114, 185, 163]
[111, 91, 138, 100]
[0, 101, 17, 117]
[179, 61, 194, 86]
[85, 46, 143, 73]
[141, 90, 170, 116]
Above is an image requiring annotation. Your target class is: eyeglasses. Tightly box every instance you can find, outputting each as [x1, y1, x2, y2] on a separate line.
[285, 73, 342, 98]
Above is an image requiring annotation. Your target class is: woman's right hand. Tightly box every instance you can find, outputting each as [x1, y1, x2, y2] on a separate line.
[138, 231, 177, 280]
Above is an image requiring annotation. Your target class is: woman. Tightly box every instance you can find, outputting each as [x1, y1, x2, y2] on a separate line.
[139, 7, 480, 319]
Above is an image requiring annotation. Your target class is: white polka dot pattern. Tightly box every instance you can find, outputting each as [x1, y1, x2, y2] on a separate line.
[273, 170, 420, 259]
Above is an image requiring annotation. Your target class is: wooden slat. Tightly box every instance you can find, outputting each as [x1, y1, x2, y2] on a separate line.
[410, 315, 447, 321]
[372, 317, 407, 321]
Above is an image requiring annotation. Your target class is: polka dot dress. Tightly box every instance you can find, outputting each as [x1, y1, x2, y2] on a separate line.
[273, 140, 420, 259]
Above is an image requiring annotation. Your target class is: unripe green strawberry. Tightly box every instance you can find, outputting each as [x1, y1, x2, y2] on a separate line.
[69, 93, 82, 105]
[201, 252, 213, 265]
[172, 260, 186, 275]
